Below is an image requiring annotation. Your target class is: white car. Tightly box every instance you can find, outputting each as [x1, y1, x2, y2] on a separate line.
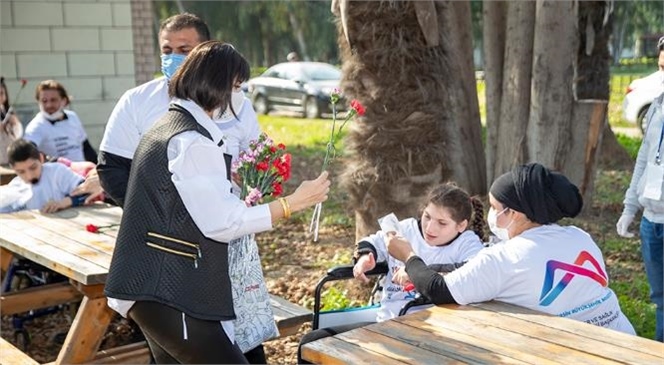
[623, 70, 664, 133]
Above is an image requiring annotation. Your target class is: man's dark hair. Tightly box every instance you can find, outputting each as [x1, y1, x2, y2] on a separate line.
[169, 41, 250, 113]
[160, 13, 210, 42]
[7, 139, 40, 166]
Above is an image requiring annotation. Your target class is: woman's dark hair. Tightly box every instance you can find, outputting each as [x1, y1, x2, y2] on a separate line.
[160, 13, 210, 42]
[35, 80, 69, 104]
[424, 183, 487, 241]
[1, 77, 9, 112]
[7, 139, 40, 166]
[169, 41, 250, 114]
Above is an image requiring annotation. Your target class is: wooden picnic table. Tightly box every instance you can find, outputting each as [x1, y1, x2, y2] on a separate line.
[0, 204, 311, 364]
[0, 165, 16, 185]
[301, 301, 664, 365]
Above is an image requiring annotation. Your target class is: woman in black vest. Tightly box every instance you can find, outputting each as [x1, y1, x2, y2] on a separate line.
[104, 41, 330, 364]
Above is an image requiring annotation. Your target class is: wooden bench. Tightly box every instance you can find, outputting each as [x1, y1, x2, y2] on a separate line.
[84, 296, 311, 364]
[269, 294, 312, 337]
[0, 337, 39, 365]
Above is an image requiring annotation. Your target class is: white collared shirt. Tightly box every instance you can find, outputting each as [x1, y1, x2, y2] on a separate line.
[108, 98, 272, 344]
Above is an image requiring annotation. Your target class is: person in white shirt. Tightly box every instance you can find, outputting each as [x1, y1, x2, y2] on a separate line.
[388, 163, 636, 336]
[98, 12, 261, 207]
[103, 41, 330, 364]
[0, 139, 86, 214]
[616, 36, 664, 342]
[24, 80, 96, 163]
[297, 183, 486, 364]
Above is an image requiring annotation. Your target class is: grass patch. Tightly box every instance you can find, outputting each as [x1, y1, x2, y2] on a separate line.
[615, 133, 642, 160]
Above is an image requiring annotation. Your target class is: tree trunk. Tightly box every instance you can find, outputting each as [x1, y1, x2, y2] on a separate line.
[484, 0, 616, 209]
[482, 1, 506, 186]
[288, 11, 309, 61]
[493, 1, 535, 179]
[333, 0, 485, 240]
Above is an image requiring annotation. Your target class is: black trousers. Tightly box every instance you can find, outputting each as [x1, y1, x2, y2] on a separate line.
[129, 301, 255, 364]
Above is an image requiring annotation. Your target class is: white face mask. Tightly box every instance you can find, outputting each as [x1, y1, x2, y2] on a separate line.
[487, 207, 512, 241]
[214, 91, 246, 122]
[39, 103, 65, 121]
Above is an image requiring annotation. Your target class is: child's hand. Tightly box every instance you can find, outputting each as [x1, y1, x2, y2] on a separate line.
[386, 232, 416, 263]
[392, 267, 411, 286]
[353, 252, 376, 284]
[41, 198, 70, 214]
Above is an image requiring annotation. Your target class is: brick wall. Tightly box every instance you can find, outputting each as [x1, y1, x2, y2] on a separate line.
[0, 0, 156, 149]
[131, 0, 157, 85]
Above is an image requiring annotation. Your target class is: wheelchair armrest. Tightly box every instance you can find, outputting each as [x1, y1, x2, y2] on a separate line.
[398, 295, 433, 317]
[312, 261, 388, 330]
[326, 261, 388, 279]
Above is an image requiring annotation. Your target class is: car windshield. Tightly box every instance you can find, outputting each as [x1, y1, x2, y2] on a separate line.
[301, 64, 341, 81]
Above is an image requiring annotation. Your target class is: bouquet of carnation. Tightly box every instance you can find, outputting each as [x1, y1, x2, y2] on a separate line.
[232, 133, 292, 206]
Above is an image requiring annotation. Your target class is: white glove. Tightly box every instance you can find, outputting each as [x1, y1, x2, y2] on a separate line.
[616, 214, 635, 238]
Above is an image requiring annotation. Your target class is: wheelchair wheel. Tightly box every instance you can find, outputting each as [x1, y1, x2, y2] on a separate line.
[10, 273, 30, 291]
[14, 329, 30, 351]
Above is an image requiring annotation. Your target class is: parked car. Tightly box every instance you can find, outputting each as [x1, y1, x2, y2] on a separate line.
[623, 70, 664, 133]
[246, 62, 343, 119]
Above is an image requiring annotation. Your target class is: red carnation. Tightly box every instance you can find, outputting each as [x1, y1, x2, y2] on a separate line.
[86, 224, 99, 233]
[20, 79, 28, 86]
[350, 99, 365, 116]
[272, 182, 283, 197]
[256, 161, 269, 172]
[269, 146, 277, 153]
[278, 143, 286, 150]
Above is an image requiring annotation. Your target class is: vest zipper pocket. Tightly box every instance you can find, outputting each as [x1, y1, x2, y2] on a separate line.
[147, 232, 202, 258]
[146, 242, 199, 268]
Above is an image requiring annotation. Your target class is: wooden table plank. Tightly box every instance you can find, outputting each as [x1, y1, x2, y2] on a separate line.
[1, 215, 113, 269]
[301, 336, 411, 365]
[395, 309, 620, 364]
[338, 326, 499, 364]
[0, 165, 15, 186]
[0, 225, 107, 285]
[474, 301, 664, 358]
[1, 281, 82, 315]
[441, 303, 663, 364]
[364, 320, 539, 364]
[6, 209, 118, 256]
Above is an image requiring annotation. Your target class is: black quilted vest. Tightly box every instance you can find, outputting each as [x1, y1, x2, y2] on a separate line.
[105, 105, 235, 321]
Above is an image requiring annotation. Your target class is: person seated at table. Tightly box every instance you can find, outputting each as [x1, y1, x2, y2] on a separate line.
[24, 80, 97, 163]
[387, 163, 636, 335]
[297, 182, 486, 364]
[0, 139, 89, 214]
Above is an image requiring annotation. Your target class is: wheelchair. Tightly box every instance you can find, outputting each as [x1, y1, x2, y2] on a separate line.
[312, 261, 432, 330]
[1, 257, 70, 350]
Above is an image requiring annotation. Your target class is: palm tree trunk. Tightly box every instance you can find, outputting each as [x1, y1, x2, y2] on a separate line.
[333, 0, 485, 239]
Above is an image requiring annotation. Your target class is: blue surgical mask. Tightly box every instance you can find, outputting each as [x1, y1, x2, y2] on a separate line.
[161, 53, 187, 80]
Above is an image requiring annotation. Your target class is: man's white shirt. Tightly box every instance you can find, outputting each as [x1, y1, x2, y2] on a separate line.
[100, 77, 261, 162]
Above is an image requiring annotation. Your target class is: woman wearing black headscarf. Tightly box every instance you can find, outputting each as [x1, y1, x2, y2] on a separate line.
[387, 163, 636, 335]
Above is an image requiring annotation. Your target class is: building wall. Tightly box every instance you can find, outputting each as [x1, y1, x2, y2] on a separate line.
[0, 0, 156, 150]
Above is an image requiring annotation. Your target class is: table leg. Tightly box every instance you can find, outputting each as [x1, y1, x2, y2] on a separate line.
[0, 247, 14, 286]
[55, 286, 114, 364]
